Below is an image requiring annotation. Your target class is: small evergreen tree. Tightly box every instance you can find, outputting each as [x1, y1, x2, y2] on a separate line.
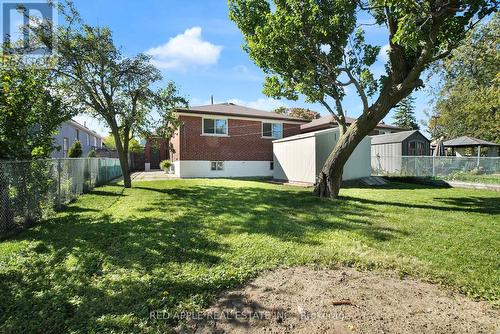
[68, 140, 83, 158]
[393, 96, 419, 130]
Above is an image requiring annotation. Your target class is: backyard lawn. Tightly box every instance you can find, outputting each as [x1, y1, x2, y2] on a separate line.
[0, 179, 499, 333]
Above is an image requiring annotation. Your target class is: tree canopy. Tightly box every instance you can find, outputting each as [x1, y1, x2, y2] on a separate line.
[103, 135, 143, 153]
[430, 14, 499, 142]
[274, 107, 320, 121]
[30, 1, 187, 187]
[0, 56, 72, 159]
[229, 0, 498, 198]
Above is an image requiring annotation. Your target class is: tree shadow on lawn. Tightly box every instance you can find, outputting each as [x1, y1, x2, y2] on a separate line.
[134, 184, 406, 244]
[341, 194, 500, 215]
[0, 182, 407, 333]
[0, 212, 227, 333]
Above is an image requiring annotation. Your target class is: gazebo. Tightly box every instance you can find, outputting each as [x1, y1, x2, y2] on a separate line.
[443, 136, 499, 157]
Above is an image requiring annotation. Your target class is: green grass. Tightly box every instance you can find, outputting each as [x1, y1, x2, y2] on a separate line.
[440, 173, 500, 185]
[0, 179, 499, 333]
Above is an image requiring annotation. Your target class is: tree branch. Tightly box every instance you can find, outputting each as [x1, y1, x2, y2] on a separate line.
[339, 67, 369, 113]
[319, 99, 344, 126]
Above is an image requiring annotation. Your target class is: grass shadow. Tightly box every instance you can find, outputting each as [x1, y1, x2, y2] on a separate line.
[134, 184, 406, 244]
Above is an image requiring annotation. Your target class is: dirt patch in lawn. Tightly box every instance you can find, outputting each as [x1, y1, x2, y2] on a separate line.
[184, 267, 499, 334]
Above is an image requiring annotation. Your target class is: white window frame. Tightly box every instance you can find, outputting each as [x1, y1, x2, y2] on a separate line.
[262, 121, 283, 139]
[86, 133, 90, 146]
[202, 117, 228, 137]
[63, 137, 69, 157]
[210, 161, 224, 171]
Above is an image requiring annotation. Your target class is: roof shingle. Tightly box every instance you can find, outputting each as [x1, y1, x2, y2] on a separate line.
[370, 130, 425, 145]
[443, 136, 499, 147]
[177, 103, 309, 122]
[300, 114, 406, 131]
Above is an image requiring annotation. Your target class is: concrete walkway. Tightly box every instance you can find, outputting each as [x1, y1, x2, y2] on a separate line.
[131, 170, 178, 181]
[446, 180, 500, 191]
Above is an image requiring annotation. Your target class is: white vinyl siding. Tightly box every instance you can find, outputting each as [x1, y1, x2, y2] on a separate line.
[210, 161, 224, 171]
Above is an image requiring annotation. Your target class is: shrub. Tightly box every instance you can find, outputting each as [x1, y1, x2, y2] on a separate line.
[87, 150, 97, 158]
[160, 160, 172, 173]
[68, 141, 82, 158]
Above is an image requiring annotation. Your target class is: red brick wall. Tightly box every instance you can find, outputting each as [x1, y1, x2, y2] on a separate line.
[178, 115, 302, 161]
[171, 131, 180, 162]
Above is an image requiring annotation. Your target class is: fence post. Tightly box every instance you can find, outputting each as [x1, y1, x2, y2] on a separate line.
[477, 145, 481, 167]
[57, 159, 62, 210]
[432, 156, 435, 177]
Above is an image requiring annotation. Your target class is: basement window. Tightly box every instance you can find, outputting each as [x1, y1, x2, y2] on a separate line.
[210, 161, 224, 171]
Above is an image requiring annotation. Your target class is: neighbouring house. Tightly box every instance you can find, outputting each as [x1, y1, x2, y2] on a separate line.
[146, 103, 308, 177]
[442, 136, 499, 157]
[273, 128, 372, 184]
[51, 119, 104, 158]
[300, 115, 407, 135]
[371, 130, 431, 174]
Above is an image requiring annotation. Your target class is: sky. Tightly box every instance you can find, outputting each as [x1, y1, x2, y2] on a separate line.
[14, 0, 436, 135]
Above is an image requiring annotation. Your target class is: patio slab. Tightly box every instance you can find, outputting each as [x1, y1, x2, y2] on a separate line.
[131, 170, 178, 181]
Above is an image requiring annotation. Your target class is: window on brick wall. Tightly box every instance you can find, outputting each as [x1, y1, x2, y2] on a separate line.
[210, 161, 224, 171]
[262, 122, 283, 139]
[203, 118, 227, 135]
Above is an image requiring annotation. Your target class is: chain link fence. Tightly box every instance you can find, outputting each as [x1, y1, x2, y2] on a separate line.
[372, 155, 500, 177]
[0, 158, 122, 238]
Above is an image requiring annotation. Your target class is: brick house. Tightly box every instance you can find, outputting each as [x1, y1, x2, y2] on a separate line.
[144, 103, 308, 177]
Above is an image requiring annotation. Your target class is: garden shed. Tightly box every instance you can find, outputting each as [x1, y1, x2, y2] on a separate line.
[272, 128, 371, 184]
[371, 130, 431, 174]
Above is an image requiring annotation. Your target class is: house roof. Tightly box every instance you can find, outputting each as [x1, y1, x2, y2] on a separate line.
[177, 103, 309, 122]
[370, 130, 428, 145]
[68, 119, 104, 139]
[273, 127, 342, 143]
[443, 136, 499, 147]
[300, 114, 406, 131]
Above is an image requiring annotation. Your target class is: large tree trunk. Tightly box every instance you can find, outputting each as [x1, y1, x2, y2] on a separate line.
[118, 150, 132, 188]
[314, 121, 366, 199]
[314, 87, 416, 199]
[110, 126, 132, 188]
